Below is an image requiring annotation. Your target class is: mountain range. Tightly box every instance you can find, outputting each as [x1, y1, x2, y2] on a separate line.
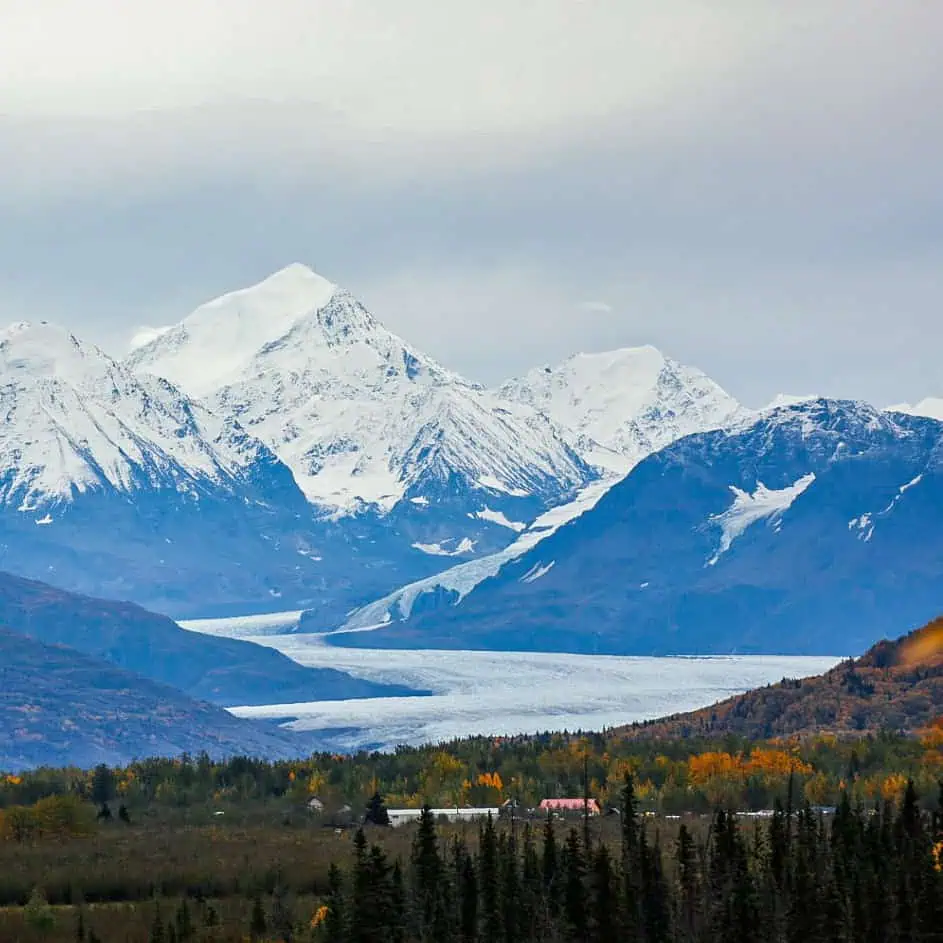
[0, 627, 310, 771]
[2, 261, 943, 770]
[0, 569, 423, 769]
[1, 262, 941, 659]
[333, 399, 943, 655]
[2, 264, 745, 622]
[0, 571, 414, 706]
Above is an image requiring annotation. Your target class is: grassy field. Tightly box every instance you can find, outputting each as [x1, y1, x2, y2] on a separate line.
[0, 797, 641, 941]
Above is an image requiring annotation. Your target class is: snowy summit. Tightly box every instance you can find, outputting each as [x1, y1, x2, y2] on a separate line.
[129, 264, 593, 517]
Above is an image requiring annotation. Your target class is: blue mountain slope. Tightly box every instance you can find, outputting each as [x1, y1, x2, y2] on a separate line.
[0, 571, 419, 705]
[329, 401, 943, 655]
[0, 629, 312, 771]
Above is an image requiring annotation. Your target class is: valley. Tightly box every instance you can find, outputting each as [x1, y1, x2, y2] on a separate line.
[185, 612, 840, 750]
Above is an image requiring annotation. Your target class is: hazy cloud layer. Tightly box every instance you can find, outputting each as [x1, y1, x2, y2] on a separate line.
[0, 1, 940, 406]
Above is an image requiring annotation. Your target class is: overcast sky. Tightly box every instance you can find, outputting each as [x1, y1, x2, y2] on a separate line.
[0, 1, 940, 407]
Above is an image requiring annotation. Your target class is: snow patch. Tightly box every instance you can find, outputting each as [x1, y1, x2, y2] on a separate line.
[412, 538, 476, 557]
[520, 561, 555, 583]
[336, 479, 614, 633]
[708, 473, 816, 565]
[474, 507, 527, 532]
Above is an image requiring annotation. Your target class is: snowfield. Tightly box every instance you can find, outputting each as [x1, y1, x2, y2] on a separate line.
[183, 615, 840, 752]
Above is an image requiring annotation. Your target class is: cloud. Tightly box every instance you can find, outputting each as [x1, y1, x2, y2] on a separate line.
[578, 302, 614, 314]
[0, 2, 940, 410]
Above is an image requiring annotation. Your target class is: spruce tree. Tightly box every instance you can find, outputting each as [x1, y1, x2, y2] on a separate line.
[589, 844, 616, 943]
[325, 863, 346, 943]
[249, 896, 267, 941]
[501, 832, 522, 943]
[676, 823, 700, 942]
[562, 828, 587, 942]
[411, 806, 445, 941]
[391, 860, 407, 943]
[459, 849, 478, 943]
[479, 816, 501, 942]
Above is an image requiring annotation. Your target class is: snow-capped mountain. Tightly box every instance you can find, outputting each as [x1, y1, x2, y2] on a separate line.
[329, 399, 943, 656]
[129, 264, 596, 557]
[0, 320, 438, 618]
[0, 320, 283, 511]
[497, 346, 744, 473]
[888, 397, 943, 422]
[318, 345, 745, 631]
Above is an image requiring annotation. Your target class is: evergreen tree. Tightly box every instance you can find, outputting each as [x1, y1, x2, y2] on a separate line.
[271, 880, 295, 943]
[391, 860, 407, 943]
[459, 849, 478, 943]
[562, 828, 587, 942]
[620, 773, 643, 937]
[542, 814, 559, 905]
[501, 832, 522, 943]
[150, 902, 165, 943]
[479, 816, 501, 942]
[365, 791, 391, 827]
[589, 844, 616, 943]
[325, 863, 346, 943]
[676, 823, 700, 942]
[249, 896, 267, 941]
[174, 899, 193, 942]
[411, 806, 445, 941]
[90, 764, 115, 805]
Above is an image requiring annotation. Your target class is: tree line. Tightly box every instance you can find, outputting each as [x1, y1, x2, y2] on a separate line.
[3, 726, 941, 819]
[313, 776, 943, 943]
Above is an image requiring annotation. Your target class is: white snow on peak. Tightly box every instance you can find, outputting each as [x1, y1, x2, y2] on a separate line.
[887, 397, 943, 422]
[127, 263, 339, 398]
[498, 345, 743, 474]
[763, 393, 818, 411]
[130, 266, 590, 514]
[707, 473, 816, 565]
[1, 320, 270, 508]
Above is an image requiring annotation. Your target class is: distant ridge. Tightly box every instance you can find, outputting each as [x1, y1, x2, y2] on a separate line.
[0, 628, 310, 771]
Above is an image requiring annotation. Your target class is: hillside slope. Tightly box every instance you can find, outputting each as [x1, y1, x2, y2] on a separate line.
[620, 618, 943, 739]
[0, 572, 416, 706]
[0, 629, 311, 771]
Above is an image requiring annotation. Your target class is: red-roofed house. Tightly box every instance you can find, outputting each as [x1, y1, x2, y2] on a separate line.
[539, 798, 601, 815]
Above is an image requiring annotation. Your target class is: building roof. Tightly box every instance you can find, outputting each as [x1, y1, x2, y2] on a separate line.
[539, 798, 601, 812]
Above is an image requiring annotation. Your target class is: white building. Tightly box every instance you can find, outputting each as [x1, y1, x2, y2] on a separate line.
[387, 807, 500, 828]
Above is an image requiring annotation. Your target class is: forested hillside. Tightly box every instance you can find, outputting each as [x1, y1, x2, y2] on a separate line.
[621, 617, 943, 740]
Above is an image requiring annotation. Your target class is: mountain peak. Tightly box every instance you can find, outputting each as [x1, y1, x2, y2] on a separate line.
[888, 397, 943, 422]
[253, 262, 336, 295]
[1, 320, 108, 381]
[127, 264, 342, 397]
[499, 345, 742, 472]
